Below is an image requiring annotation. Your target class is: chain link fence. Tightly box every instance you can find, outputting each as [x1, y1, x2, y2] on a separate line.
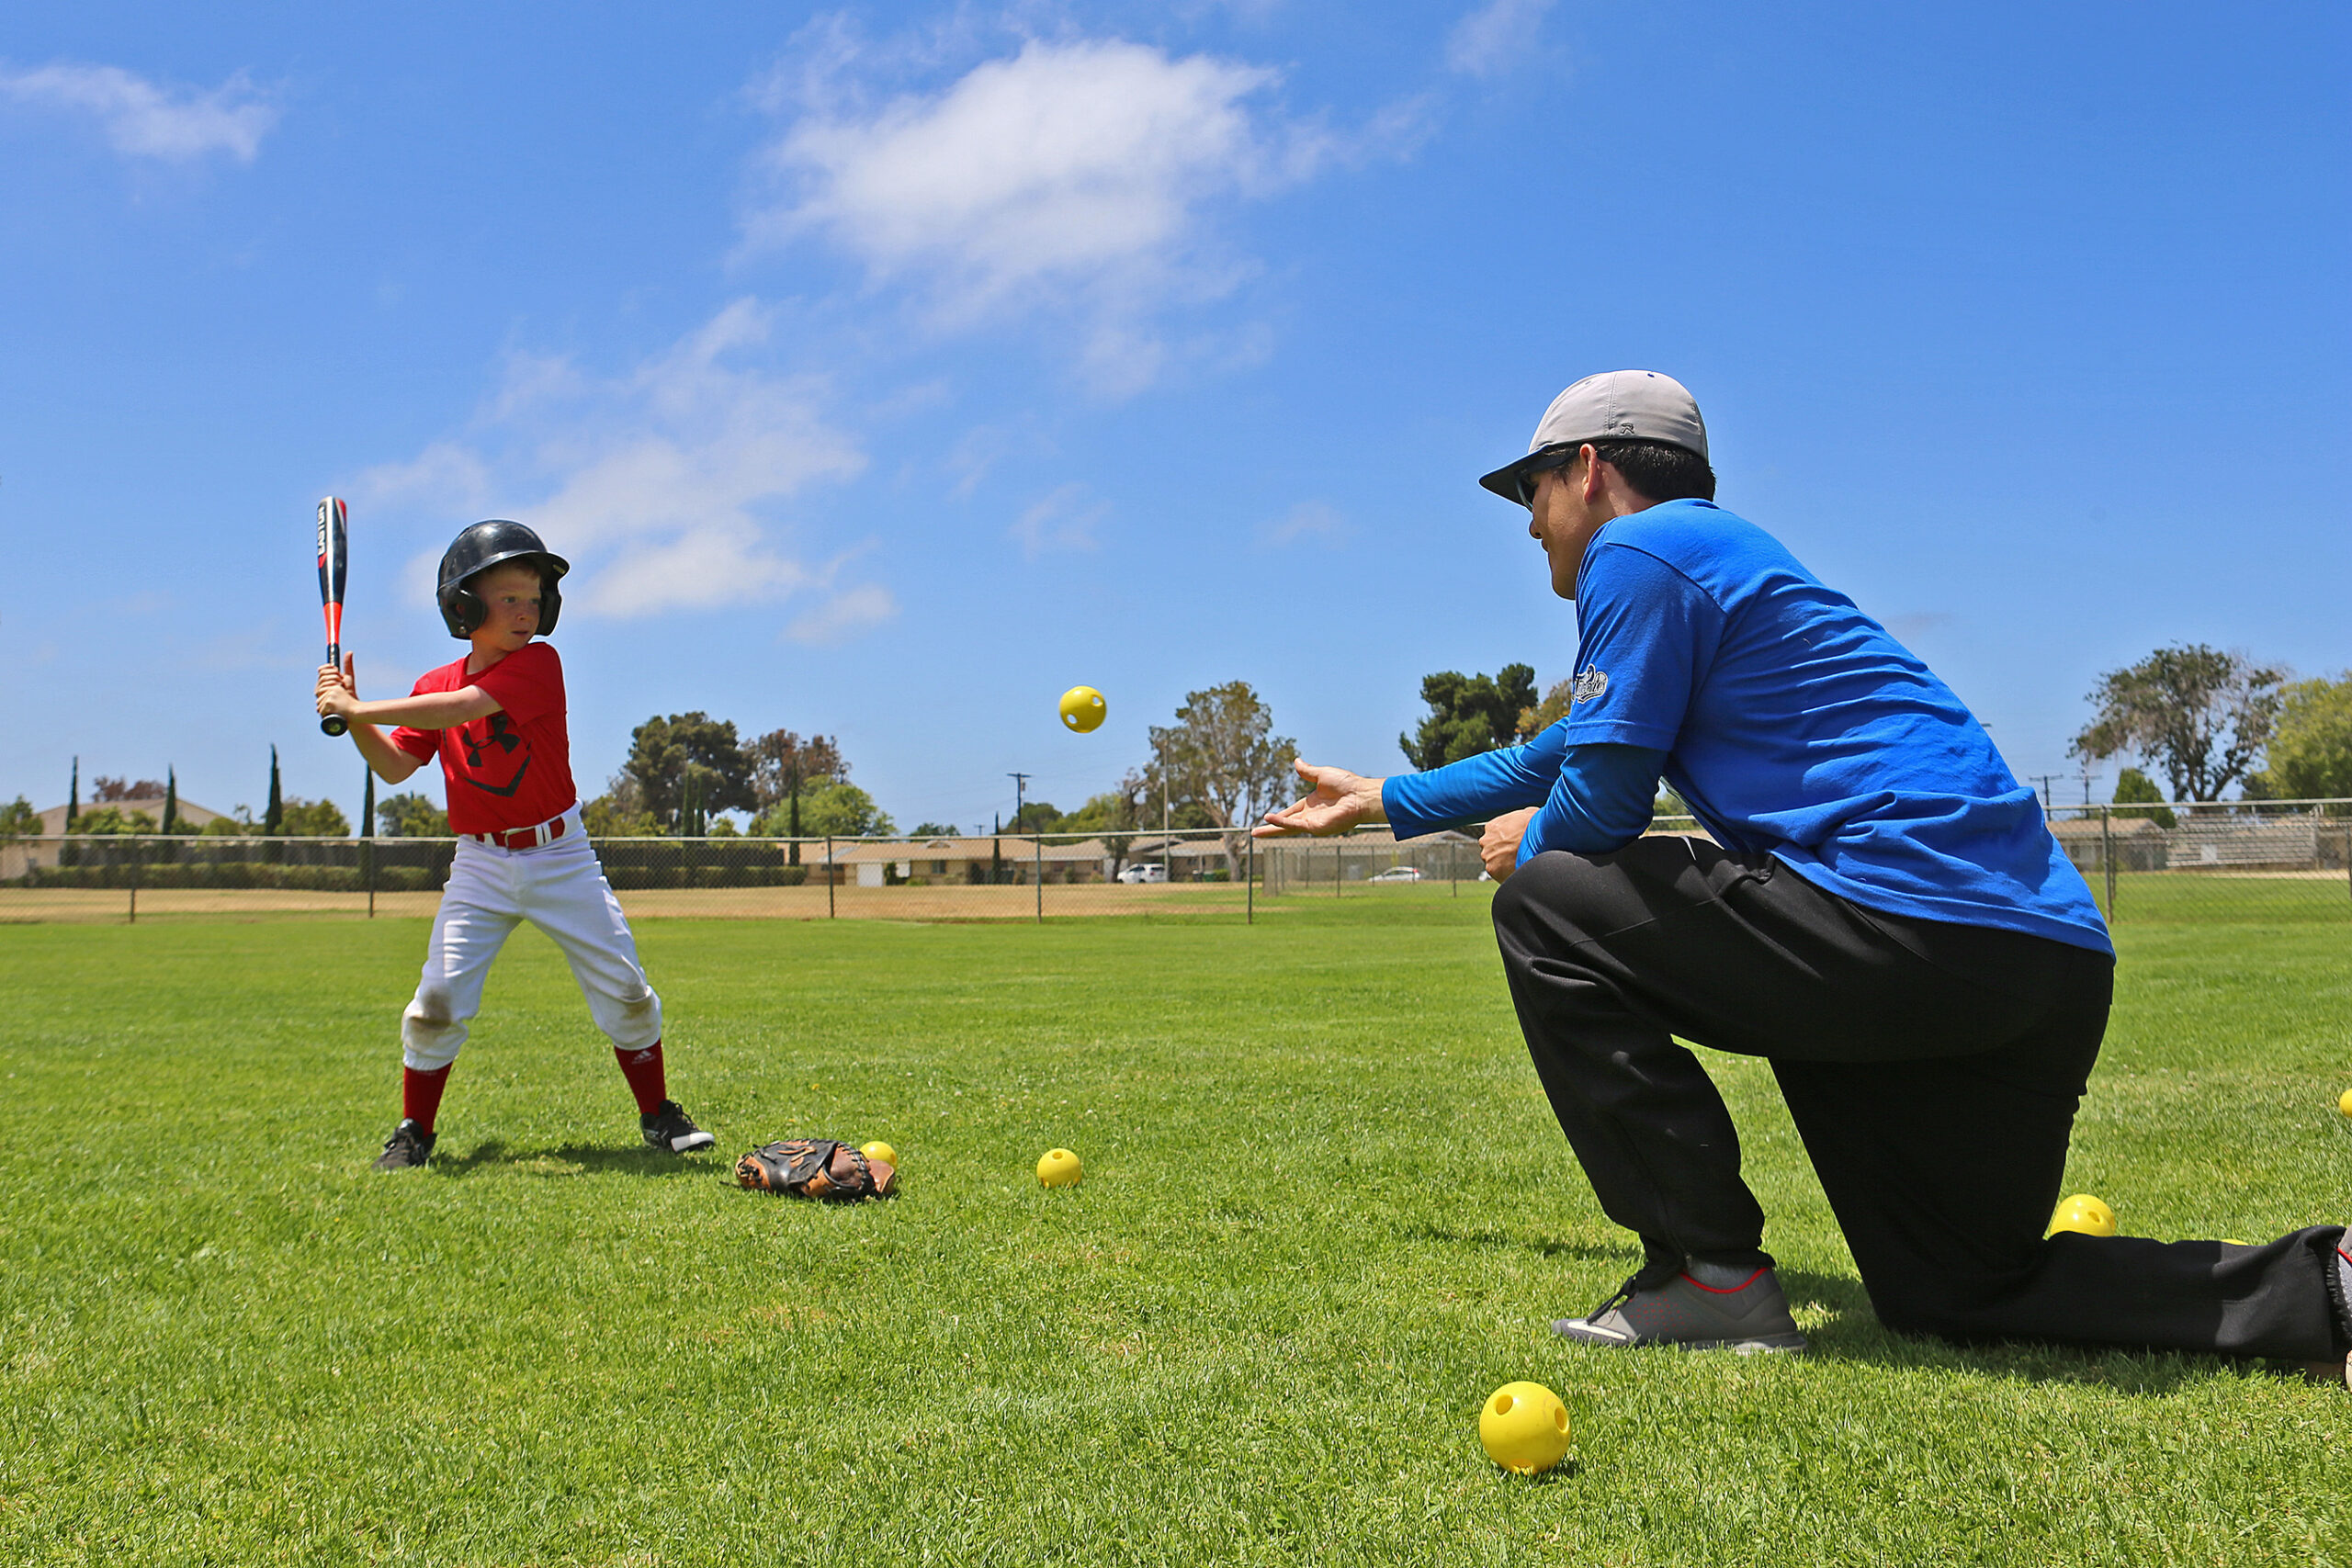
[2045, 800, 2352, 926]
[4, 803, 2346, 927]
[0, 828, 1271, 924]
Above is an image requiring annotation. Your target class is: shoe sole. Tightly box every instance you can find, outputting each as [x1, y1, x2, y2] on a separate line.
[1552, 1318, 1808, 1354]
[646, 1131, 717, 1153]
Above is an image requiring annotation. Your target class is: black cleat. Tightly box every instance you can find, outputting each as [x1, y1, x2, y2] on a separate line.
[372, 1119, 436, 1171]
[641, 1100, 716, 1153]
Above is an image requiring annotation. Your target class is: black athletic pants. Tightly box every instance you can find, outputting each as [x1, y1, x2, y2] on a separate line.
[1490, 836, 2349, 1360]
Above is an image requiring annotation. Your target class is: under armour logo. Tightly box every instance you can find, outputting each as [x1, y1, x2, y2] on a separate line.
[463, 714, 522, 768]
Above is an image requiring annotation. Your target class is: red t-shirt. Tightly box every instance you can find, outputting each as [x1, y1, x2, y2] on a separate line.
[390, 641, 578, 834]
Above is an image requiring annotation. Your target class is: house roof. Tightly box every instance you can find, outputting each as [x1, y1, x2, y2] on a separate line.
[36, 797, 227, 835]
[820, 835, 1110, 864]
[2050, 816, 2166, 840]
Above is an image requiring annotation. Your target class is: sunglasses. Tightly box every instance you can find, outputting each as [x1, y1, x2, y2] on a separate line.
[1512, 445, 1582, 508]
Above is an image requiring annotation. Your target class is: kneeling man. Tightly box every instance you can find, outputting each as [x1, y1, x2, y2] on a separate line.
[1258, 371, 2348, 1380]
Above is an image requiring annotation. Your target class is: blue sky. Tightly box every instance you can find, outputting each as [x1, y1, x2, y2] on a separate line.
[3, 2, 2346, 830]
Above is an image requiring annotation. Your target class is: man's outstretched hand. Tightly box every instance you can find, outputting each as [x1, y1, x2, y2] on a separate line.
[1253, 759, 1387, 838]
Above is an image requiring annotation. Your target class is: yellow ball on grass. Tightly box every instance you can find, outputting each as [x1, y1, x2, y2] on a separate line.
[1037, 1147, 1082, 1188]
[860, 1141, 897, 1168]
[2048, 1193, 2117, 1238]
[1057, 685, 1107, 733]
[1479, 1382, 1571, 1476]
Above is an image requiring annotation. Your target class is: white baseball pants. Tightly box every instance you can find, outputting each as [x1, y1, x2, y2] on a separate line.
[401, 811, 662, 1070]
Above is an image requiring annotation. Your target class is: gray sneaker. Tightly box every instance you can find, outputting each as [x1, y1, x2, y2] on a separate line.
[1553, 1262, 1809, 1354]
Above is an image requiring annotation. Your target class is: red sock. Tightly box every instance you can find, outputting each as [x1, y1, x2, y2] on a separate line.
[614, 1041, 668, 1116]
[403, 1065, 452, 1133]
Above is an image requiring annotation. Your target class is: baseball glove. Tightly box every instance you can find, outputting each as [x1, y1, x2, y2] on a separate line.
[734, 1138, 897, 1201]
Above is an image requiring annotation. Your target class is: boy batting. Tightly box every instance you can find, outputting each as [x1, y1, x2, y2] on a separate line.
[315, 519, 717, 1170]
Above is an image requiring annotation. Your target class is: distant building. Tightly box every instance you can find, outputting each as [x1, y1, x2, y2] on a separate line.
[817, 835, 1116, 886]
[2, 796, 230, 878]
[2050, 816, 2167, 873]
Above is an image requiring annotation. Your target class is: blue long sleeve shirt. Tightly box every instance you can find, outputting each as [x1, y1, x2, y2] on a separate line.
[1394, 498, 2111, 954]
[1382, 731, 1667, 864]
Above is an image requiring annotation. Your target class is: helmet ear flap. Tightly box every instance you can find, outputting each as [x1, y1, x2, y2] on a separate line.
[537, 574, 561, 637]
[437, 581, 489, 638]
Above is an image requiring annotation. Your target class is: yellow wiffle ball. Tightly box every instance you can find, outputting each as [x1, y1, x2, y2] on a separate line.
[2048, 1193, 2117, 1237]
[1057, 685, 1107, 733]
[2337, 1087, 2352, 1119]
[860, 1141, 897, 1168]
[1036, 1147, 1082, 1188]
[1479, 1382, 1571, 1476]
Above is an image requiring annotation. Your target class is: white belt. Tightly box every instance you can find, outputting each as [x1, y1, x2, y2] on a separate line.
[461, 811, 571, 851]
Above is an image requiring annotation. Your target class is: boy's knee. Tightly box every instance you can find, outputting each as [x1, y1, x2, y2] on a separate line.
[410, 982, 453, 1027]
[401, 985, 464, 1068]
[595, 984, 662, 1049]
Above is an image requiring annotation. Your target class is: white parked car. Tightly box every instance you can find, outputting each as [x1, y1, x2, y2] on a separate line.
[1367, 865, 1425, 883]
[1117, 863, 1169, 884]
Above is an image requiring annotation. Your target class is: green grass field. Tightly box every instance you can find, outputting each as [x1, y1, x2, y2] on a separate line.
[3, 889, 2347, 1565]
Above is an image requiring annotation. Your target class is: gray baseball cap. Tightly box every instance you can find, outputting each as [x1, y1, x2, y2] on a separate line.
[1477, 370, 1709, 504]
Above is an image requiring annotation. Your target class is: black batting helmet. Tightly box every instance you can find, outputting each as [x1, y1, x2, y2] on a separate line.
[436, 520, 571, 639]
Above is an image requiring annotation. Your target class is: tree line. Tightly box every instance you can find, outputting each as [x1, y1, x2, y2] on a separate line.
[574, 717, 888, 840]
[574, 682, 1304, 868]
[3, 753, 353, 840]
[15, 650, 2341, 852]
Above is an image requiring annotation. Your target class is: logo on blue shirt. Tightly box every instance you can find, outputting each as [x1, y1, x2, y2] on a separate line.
[1572, 668, 1610, 705]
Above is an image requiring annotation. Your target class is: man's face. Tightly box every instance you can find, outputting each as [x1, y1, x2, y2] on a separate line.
[469, 562, 543, 653]
[1525, 454, 1601, 601]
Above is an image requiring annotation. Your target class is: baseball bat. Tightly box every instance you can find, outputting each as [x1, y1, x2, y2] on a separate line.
[316, 497, 349, 736]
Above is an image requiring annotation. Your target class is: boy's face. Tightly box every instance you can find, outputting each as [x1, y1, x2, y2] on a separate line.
[469, 561, 543, 656]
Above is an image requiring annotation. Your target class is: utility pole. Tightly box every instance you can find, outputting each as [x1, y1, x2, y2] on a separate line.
[1008, 773, 1031, 896]
[2030, 773, 2060, 812]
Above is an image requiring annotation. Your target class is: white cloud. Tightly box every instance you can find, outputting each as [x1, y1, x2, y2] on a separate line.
[1446, 0, 1555, 78]
[354, 299, 868, 623]
[1261, 500, 1347, 549]
[747, 36, 1356, 391]
[786, 584, 898, 645]
[0, 62, 277, 162]
[360, 441, 495, 516]
[1010, 482, 1110, 557]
